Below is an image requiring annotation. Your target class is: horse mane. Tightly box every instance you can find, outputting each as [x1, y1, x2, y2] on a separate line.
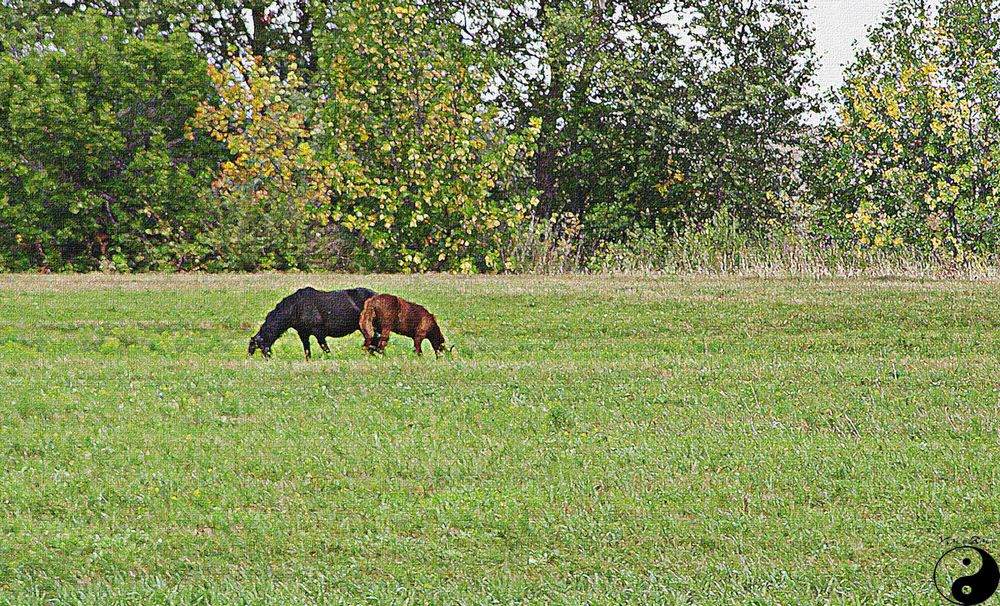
[358, 297, 377, 344]
[256, 288, 308, 346]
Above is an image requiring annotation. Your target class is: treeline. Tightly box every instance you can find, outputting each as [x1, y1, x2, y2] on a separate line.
[0, 0, 998, 273]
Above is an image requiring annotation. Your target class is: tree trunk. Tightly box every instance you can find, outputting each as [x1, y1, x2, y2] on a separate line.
[250, 2, 269, 58]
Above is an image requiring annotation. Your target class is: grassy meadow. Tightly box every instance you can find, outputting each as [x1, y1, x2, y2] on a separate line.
[0, 273, 998, 604]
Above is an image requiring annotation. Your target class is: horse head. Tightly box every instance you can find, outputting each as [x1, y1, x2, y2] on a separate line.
[248, 333, 272, 359]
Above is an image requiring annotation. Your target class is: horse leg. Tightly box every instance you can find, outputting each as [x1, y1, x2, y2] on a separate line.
[319, 336, 331, 354]
[377, 326, 392, 353]
[299, 332, 312, 360]
[413, 335, 423, 356]
[360, 330, 374, 354]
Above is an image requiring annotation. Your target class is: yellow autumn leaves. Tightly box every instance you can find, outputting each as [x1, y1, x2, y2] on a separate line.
[315, 1, 540, 271]
[832, 41, 998, 258]
[188, 2, 539, 272]
[190, 56, 331, 229]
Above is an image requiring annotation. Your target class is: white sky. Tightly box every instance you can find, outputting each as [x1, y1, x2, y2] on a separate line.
[807, 0, 892, 91]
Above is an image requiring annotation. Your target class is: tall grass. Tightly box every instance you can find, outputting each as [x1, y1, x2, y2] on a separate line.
[551, 209, 1000, 279]
[501, 212, 588, 273]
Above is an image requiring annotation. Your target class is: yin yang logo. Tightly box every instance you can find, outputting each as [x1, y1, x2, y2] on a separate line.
[934, 546, 1000, 605]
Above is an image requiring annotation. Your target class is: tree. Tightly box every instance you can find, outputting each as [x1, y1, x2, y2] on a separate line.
[0, 15, 219, 270]
[426, 0, 818, 237]
[1, 0, 318, 73]
[811, 0, 1000, 258]
[188, 55, 337, 270]
[313, 1, 539, 272]
[674, 0, 818, 225]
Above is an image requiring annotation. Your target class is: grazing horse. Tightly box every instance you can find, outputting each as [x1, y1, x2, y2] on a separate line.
[249, 287, 377, 360]
[358, 293, 447, 356]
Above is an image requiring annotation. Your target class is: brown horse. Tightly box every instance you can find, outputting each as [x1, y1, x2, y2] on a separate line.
[359, 294, 447, 356]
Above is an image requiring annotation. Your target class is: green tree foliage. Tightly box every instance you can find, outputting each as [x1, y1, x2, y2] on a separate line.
[1, 1, 316, 73]
[427, 0, 817, 238]
[673, 0, 818, 228]
[0, 15, 219, 271]
[811, 0, 1000, 258]
[0, 1, 826, 273]
[313, 1, 540, 272]
[188, 3, 539, 272]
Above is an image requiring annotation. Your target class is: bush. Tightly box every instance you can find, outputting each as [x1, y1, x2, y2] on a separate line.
[587, 207, 1000, 277]
[0, 15, 220, 271]
[501, 213, 588, 274]
[187, 55, 337, 271]
[589, 209, 753, 273]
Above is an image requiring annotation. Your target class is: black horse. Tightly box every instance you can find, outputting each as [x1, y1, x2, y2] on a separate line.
[248, 287, 377, 360]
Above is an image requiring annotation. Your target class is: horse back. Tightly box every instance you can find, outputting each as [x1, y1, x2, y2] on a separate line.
[396, 298, 435, 338]
[293, 287, 371, 337]
[348, 287, 378, 309]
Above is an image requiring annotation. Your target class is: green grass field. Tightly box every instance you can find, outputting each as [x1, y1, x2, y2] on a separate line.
[1, 273, 998, 604]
